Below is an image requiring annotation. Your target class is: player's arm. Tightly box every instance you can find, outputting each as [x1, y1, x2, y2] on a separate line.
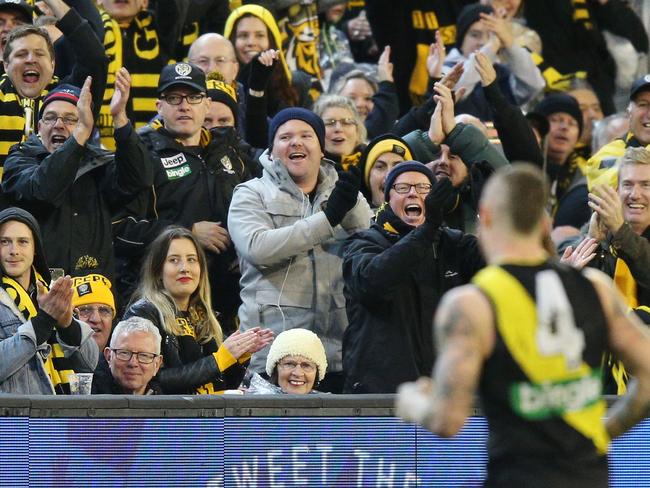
[584, 268, 650, 438]
[396, 285, 495, 437]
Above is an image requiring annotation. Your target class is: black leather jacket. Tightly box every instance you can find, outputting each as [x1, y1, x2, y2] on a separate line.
[124, 299, 247, 394]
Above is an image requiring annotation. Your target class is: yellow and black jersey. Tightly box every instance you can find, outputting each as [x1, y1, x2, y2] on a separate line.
[0, 75, 58, 175]
[99, 9, 171, 150]
[473, 261, 609, 487]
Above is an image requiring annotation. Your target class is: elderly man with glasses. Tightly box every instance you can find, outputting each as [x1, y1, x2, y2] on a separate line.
[93, 316, 163, 395]
[341, 162, 485, 393]
[2, 69, 152, 282]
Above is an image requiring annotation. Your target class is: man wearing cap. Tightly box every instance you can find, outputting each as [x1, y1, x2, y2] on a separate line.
[0, 0, 107, 170]
[0, 207, 98, 394]
[342, 163, 483, 393]
[359, 133, 412, 209]
[2, 69, 152, 281]
[0, 0, 32, 55]
[72, 273, 116, 350]
[228, 107, 372, 393]
[114, 62, 254, 333]
[588, 74, 650, 190]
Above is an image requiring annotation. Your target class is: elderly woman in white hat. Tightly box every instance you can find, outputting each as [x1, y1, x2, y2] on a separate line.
[265, 329, 328, 394]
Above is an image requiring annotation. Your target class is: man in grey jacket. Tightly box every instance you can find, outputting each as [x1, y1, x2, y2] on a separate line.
[0, 207, 98, 394]
[228, 107, 372, 393]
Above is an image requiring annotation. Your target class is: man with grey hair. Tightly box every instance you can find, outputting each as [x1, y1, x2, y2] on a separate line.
[586, 146, 650, 393]
[92, 317, 163, 395]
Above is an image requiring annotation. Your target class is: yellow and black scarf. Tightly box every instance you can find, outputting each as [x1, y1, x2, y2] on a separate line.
[2, 271, 74, 394]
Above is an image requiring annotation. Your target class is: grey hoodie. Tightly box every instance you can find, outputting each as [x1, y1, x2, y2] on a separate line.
[228, 150, 372, 373]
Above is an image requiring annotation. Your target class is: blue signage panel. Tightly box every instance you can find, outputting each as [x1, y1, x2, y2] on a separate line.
[0, 416, 648, 486]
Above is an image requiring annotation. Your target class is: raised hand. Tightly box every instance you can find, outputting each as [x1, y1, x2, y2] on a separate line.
[324, 165, 361, 227]
[376, 45, 394, 83]
[474, 52, 496, 87]
[588, 184, 625, 234]
[560, 237, 598, 269]
[433, 82, 456, 137]
[426, 31, 446, 79]
[37, 276, 74, 328]
[72, 76, 93, 146]
[110, 67, 131, 128]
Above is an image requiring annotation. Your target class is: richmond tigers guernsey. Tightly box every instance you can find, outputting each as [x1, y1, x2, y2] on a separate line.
[473, 260, 609, 488]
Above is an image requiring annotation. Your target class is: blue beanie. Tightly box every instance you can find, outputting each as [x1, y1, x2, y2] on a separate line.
[384, 161, 435, 201]
[268, 107, 325, 150]
[39, 84, 82, 119]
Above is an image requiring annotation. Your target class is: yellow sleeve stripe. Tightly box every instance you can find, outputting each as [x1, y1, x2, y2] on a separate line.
[213, 345, 237, 371]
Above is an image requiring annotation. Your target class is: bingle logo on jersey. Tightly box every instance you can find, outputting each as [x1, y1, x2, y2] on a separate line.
[166, 165, 192, 180]
[160, 153, 188, 168]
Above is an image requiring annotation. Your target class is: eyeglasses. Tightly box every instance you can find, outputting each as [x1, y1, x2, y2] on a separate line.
[41, 113, 79, 126]
[278, 360, 317, 373]
[323, 118, 357, 127]
[77, 305, 113, 318]
[110, 348, 159, 364]
[391, 183, 432, 194]
[160, 93, 206, 105]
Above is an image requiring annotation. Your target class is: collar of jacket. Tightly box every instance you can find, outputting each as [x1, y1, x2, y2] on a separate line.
[25, 133, 113, 179]
[258, 148, 338, 199]
[144, 119, 213, 150]
[374, 202, 418, 239]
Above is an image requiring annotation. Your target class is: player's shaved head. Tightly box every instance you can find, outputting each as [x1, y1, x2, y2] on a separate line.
[482, 164, 549, 236]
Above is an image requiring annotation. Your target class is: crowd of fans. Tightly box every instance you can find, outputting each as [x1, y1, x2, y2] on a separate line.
[0, 0, 649, 397]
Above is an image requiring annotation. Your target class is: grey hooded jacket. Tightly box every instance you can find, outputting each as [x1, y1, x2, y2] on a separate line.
[228, 150, 372, 373]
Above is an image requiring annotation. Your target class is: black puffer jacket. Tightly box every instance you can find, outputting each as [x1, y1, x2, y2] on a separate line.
[342, 205, 484, 393]
[113, 124, 253, 323]
[3, 124, 151, 279]
[124, 299, 247, 394]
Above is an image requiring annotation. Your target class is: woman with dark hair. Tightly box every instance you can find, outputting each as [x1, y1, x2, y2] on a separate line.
[224, 4, 311, 117]
[124, 226, 273, 394]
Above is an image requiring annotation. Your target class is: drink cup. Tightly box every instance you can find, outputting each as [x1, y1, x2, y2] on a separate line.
[69, 373, 93, 395]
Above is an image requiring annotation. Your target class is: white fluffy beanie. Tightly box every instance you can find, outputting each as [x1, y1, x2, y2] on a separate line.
[265, 328, 328, 381]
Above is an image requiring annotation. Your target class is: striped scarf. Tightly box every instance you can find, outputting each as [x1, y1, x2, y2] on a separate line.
[2, 271, 75, 394]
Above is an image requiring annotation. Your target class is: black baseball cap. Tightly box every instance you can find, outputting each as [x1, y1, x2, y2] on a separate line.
[157, 62, 206, 95]
[0, 0, 33, 23]
[629, 74, 650, 101]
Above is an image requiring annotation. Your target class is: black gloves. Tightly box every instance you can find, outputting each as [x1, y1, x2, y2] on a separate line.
[248, 54, 275, 93]
[420, 177, 454, 239]
[324, 165, 361, 227]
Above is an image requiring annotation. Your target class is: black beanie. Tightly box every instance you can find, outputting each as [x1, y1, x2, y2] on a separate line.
[268, 107, 326, 150]
[384, 161, 435, 202]
[456, 4, 493, 49]
[534, 93, 584, 136]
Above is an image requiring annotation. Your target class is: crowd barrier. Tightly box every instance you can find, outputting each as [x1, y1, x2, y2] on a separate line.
[0, 394, 648, 487]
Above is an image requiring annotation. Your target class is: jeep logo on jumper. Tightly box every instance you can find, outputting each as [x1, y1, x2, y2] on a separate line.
[161, 153, 187, 168]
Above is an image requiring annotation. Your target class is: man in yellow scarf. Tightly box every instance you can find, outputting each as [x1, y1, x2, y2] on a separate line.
[587, 146, 650, 394]
[0, 207, 98, 394]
